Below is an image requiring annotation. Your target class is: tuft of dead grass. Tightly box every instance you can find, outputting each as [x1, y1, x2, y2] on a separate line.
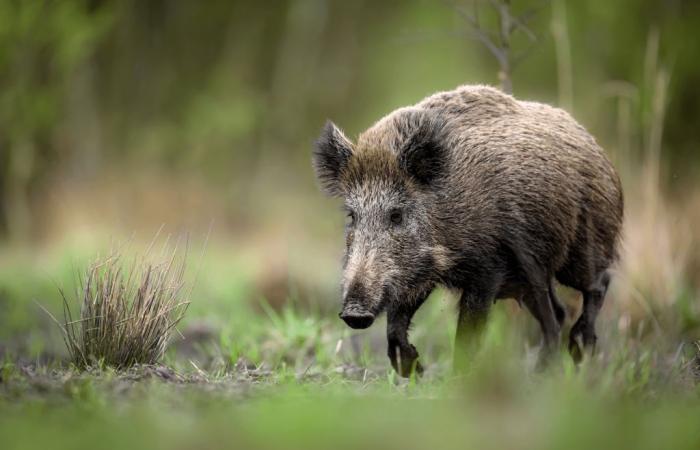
[54, 242, 190, 369]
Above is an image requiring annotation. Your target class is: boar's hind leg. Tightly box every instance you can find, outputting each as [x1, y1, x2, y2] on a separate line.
[453, 291, 492, 373]
[568, 270, 610, 362]
[549, 282, 566, 327]
[522, 281, 562, 366]
[387, 295, 428, 377]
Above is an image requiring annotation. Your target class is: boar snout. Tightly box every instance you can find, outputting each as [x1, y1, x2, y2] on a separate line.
[339, 283, 375, 329]
[339, 310, 375, 329]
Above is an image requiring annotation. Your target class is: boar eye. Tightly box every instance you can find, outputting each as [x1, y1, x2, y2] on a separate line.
[346, 210, 356, 226]
[389, 209, 403, 226]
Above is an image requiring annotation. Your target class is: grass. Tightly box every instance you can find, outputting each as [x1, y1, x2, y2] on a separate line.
[48, 242, 190, 370]
[0, 171, 699, 449]
[1, 304, 699, 450]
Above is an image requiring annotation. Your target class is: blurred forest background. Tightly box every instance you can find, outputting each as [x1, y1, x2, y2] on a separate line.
[1, 0, 699, 358]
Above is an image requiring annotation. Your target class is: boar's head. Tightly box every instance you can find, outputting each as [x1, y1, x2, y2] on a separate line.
[312, 109, 450, 330]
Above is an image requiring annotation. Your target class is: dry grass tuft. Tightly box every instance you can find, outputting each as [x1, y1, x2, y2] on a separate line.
[55, 243, 190, 369]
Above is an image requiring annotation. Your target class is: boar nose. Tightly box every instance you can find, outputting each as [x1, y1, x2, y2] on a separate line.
[340, 282, 375, 329]
[339, 311, 375, 329]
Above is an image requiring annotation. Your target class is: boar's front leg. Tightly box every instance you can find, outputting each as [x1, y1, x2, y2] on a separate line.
[386, 295, 428, 378]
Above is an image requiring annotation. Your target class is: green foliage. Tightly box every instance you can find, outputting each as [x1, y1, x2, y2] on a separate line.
[2, 0, 700, 237]
[0, 0, 111, 139]
[0, 0, 114, 238]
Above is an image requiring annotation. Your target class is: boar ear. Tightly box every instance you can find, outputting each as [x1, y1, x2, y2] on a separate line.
[313, 120, 354, 196]
[398, 111, 446, 185]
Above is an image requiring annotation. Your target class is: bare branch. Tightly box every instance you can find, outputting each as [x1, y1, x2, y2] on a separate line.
[472, 29, 509, 67]
[454, 5, 499, 44]
[443, 0, 548, 94]
[509, 16, 537, 42]
[453, 4, 507, 66]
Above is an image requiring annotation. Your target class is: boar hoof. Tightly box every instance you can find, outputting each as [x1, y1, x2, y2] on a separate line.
[389, 343, 423, 378]
[568, 324, 596, 364]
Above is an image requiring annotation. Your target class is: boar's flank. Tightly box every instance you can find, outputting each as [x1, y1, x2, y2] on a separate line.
[313, 85, 623, 377]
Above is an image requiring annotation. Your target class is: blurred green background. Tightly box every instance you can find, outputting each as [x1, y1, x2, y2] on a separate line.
[1, 0, 699, 241]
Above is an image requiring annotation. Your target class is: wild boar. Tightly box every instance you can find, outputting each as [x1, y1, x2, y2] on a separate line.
[312, 85, 623, 376]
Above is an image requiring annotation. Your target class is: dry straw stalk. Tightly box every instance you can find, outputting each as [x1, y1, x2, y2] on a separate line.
[56, 242, 189, 369]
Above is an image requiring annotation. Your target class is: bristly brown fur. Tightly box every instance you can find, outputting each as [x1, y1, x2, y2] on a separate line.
[313, 84, 624, 376]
